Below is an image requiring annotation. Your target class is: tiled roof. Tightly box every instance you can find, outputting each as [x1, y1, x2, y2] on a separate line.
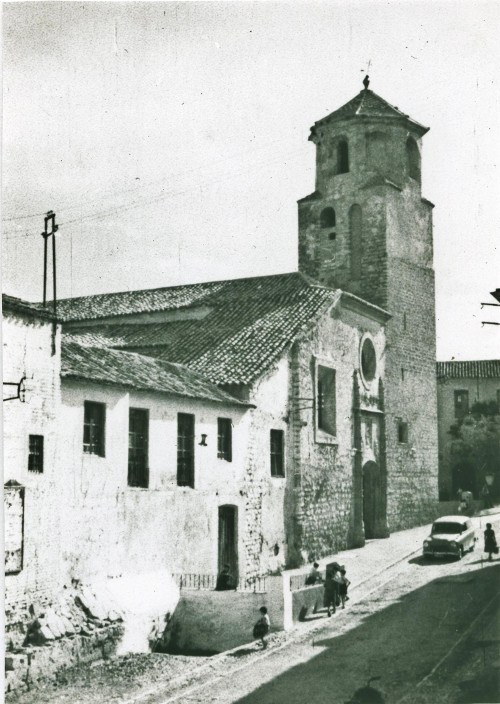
[62, 273, 348, 385]
[49, 272, 308, 323]
[61, 342, 250, 406]
[312, 89, 429, 136]
[436, 360, 500, 380]
[3, 294, 55, 321]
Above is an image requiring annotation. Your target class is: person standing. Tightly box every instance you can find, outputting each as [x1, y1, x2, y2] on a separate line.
[481, 482, 493, 510]
[253, 606, 270, 648]
[484, 523, 498, 561]
[324, 563, 340, 617]
[338, 566, 351, 609]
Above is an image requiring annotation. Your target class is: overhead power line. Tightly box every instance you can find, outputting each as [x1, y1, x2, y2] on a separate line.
[2, 147, 307, 240]
[2, 130, 303, 224]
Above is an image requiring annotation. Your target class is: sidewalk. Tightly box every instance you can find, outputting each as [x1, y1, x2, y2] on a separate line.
[287, 508, 500, 600]
[9, 512, 500, 704]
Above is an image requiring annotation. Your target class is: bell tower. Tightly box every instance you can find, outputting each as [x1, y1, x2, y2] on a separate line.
[298, 78, 439, 530]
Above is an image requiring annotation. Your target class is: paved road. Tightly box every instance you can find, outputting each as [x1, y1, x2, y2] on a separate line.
[158, 520, 500, 704]
[8, 516, 500, 704]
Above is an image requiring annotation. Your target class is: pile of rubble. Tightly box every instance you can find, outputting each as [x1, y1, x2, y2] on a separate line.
[24, 587, 122, 645]
[5, 586, 124, 695]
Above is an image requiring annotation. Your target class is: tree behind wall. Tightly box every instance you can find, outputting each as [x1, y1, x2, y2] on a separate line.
[449, 401, 500, 499]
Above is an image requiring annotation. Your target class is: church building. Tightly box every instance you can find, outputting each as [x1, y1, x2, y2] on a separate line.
[4, 82, 440, 645]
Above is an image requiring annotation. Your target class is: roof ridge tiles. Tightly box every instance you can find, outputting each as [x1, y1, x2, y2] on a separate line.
[436, 359, 500, 379]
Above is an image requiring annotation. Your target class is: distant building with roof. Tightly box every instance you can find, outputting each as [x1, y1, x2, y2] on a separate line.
[4, 82, 440, 661]
[436, 359, 500, 499]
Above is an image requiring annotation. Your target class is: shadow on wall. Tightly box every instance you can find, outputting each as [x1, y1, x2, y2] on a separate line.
[160, 576, 287, 654]
[231, 564, 500, 704]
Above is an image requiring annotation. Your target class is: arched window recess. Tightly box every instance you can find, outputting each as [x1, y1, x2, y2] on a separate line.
[320, 207, 336, 228]
[406, 137, 421, 183]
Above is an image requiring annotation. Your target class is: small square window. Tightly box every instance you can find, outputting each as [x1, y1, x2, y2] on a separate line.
[28, 435, 44, 473]
[270, 429, 285, 478]
[83, 401, 106, 456]
[217, 418, 232, 462]
[397, 420, 408, 444]
[454, 390, 469, 419]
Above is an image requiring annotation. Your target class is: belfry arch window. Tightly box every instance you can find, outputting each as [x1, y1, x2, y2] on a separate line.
[320, 207, 336, 228]
[337, 140, 349, 174]
[406, 137, 421, 183]
[349, 204, 362, 280]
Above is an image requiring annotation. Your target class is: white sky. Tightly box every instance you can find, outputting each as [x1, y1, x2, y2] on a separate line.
[2, 1, 499, 360]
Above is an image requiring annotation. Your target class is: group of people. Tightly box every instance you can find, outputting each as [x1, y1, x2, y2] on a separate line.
[246, 519, 498, 651]
[306, 561, 350, 617]
[251, 560, 351, 649]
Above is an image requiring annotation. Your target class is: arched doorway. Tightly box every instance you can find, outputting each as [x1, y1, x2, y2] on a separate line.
[363, 461, 380, 539]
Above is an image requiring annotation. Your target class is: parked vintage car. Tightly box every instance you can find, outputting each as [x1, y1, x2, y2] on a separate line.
[423, 515, 476, 559]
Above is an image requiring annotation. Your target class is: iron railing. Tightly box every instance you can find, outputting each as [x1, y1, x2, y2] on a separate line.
[172, 573, 268, 593]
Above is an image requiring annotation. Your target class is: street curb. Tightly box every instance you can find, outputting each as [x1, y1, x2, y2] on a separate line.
[124, 512, 500, 704]
[125, 542, 425, 704]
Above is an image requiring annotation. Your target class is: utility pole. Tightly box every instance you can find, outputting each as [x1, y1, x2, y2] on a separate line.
[41, 211, 58, 315]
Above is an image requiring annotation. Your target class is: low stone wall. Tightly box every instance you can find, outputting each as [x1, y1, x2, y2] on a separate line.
[164, 576, 289, 654]
[291, 584, 324, 622]
[434, 500, 483, 518]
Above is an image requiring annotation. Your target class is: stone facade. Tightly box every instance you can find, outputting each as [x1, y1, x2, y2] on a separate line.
[3, 86, 444, 682]
[436, 362, 500, 499]
[284, 295, 388, 565]
[298, 88, 439, 532]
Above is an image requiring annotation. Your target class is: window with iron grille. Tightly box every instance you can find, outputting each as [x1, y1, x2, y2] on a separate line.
[217, 418, 232, 462]
[83, 401, 105, 456]
[28, 435, 44, 473]
[317, 365, 336, 436]
[128, 408, 149, 488]
[270, 429, 285, 477]
[454, 390, 469, 419]
[177, 413, 195, 487]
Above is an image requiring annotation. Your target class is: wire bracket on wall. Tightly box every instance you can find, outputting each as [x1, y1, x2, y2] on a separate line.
[3, 376, 26, 403]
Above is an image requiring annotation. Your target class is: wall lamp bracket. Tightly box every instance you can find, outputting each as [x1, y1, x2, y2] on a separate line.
[3, 376, 26, 403]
